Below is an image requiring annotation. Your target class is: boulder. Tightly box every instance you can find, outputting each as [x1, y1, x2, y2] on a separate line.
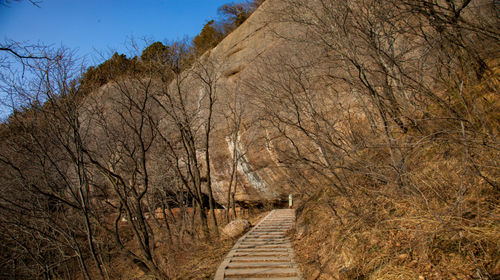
[222, 219, 251, 239]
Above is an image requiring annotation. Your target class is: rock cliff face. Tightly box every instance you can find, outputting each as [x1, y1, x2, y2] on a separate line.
[88, 0, 498, 209]
[187, 0, 293, 205]
[85, 0, 294, 206]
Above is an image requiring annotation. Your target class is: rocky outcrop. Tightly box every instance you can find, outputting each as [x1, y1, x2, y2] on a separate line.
[222, 219, 251, 239]
[197, 0, 294, 205]
[84, 0, 299, 206]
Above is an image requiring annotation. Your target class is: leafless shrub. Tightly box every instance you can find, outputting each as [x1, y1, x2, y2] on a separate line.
[248, 0, 499, 278]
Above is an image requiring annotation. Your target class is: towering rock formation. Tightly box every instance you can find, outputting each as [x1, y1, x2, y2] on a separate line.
[184, 0, 294, 205]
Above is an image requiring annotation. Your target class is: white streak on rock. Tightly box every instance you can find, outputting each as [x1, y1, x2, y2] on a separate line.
[226, 134, 270, 194]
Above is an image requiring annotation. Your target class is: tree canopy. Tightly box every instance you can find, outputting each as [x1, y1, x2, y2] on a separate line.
[192, 20, 224, 56]
[79, 52, 138, 92]
[141, 41, 170, 64]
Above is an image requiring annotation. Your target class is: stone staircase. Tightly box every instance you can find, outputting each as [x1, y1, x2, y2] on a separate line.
[214, 209, 302, 280]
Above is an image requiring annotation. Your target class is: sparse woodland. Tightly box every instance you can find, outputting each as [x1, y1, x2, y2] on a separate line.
[0, 1, 262, 279]
[0, 0, 499, 279]
[248, 0, 499, 278]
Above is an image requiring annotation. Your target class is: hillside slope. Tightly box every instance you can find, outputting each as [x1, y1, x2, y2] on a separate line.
[0, 0, 498, 278]
[194, 0, 500, 278]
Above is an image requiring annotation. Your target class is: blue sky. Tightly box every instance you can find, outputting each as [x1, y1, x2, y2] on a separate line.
[0, 0, 229, 62]
[0, 0, 230, 119]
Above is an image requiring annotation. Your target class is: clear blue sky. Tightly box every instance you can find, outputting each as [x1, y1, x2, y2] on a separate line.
[0, 0, 230, 119]
[0, 0, 229, 62]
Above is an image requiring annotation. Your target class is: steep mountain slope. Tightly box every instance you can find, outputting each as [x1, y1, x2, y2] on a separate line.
[1, 0, 498, 278]
[85, 0, 296, 206]
[177, 0, 500, 278]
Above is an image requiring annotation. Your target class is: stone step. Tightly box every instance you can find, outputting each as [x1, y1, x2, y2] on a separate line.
[234, 249, 289, 253]
[254, 226, 292, 228]
[246, 233, 289, 236]
[246, 236, 287, 239]
[247, 233, 288, 235]
[214, 209, 301, 280]
[242, 238, 288, 241]
[245, 234, 286, 237]
[231, 256, 291, 262]
[232, 253, 289, 258]
[256, 227, 292, 230]
[241, 237, 290, 243]
[227, 262, 296, 268]
[233, 251, 290, 255]
[257, 224, 292, 226]
[244, 236, 289, 239]
[224, 267, 298, 277]
[252, 231, 289, 233]
[225, 278, 300, 280]
[256, 228, 291, 230]
[248, 234, 288, 237]
[248, 232, 286, 235]
[237, 244, 291, 249]
[250, 231, 288, 233]
[248, 232, 287, 235]
[250, 232, 288, 235]
[255, 225, 292, 230]
[254, 229, 291, 231]
[231, 258, 294, 263]
[253, 227, 291, 230]
[242, 240, 290, 244]
[252, 232, 289, 234]
[243, 238, 290, 242]
[239, 243, 289, 247]
[257, 226, 293, 228]
[240, 242, 289, 246]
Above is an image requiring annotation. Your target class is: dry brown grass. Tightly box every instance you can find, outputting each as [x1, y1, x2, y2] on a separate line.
[97, 209, 270, 279]
[290, 61, 500, 279]
[167, 209, 269, 279]
[294, 185, 499, 280]
[292, 144, 500, 280]
[167, 239, 234, 279]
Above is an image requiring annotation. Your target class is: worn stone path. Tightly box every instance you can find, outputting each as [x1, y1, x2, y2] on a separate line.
[214, 209, 301, 280]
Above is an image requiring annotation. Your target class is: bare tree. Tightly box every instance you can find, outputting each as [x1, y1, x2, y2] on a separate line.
[0, 46, 107, 279]
[247, 0, 499, 277]
[150, 45, 225, 239]
[81, 68, 167, 278]
[191, 57, 222, 235]
[223, 89, 244, 223]
[1, 0, 42, 7]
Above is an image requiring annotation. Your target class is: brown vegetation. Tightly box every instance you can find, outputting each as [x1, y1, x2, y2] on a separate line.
[246, 0, 500, 278]
[0, 38, 243, 279]
[0, 0, 498, 279]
